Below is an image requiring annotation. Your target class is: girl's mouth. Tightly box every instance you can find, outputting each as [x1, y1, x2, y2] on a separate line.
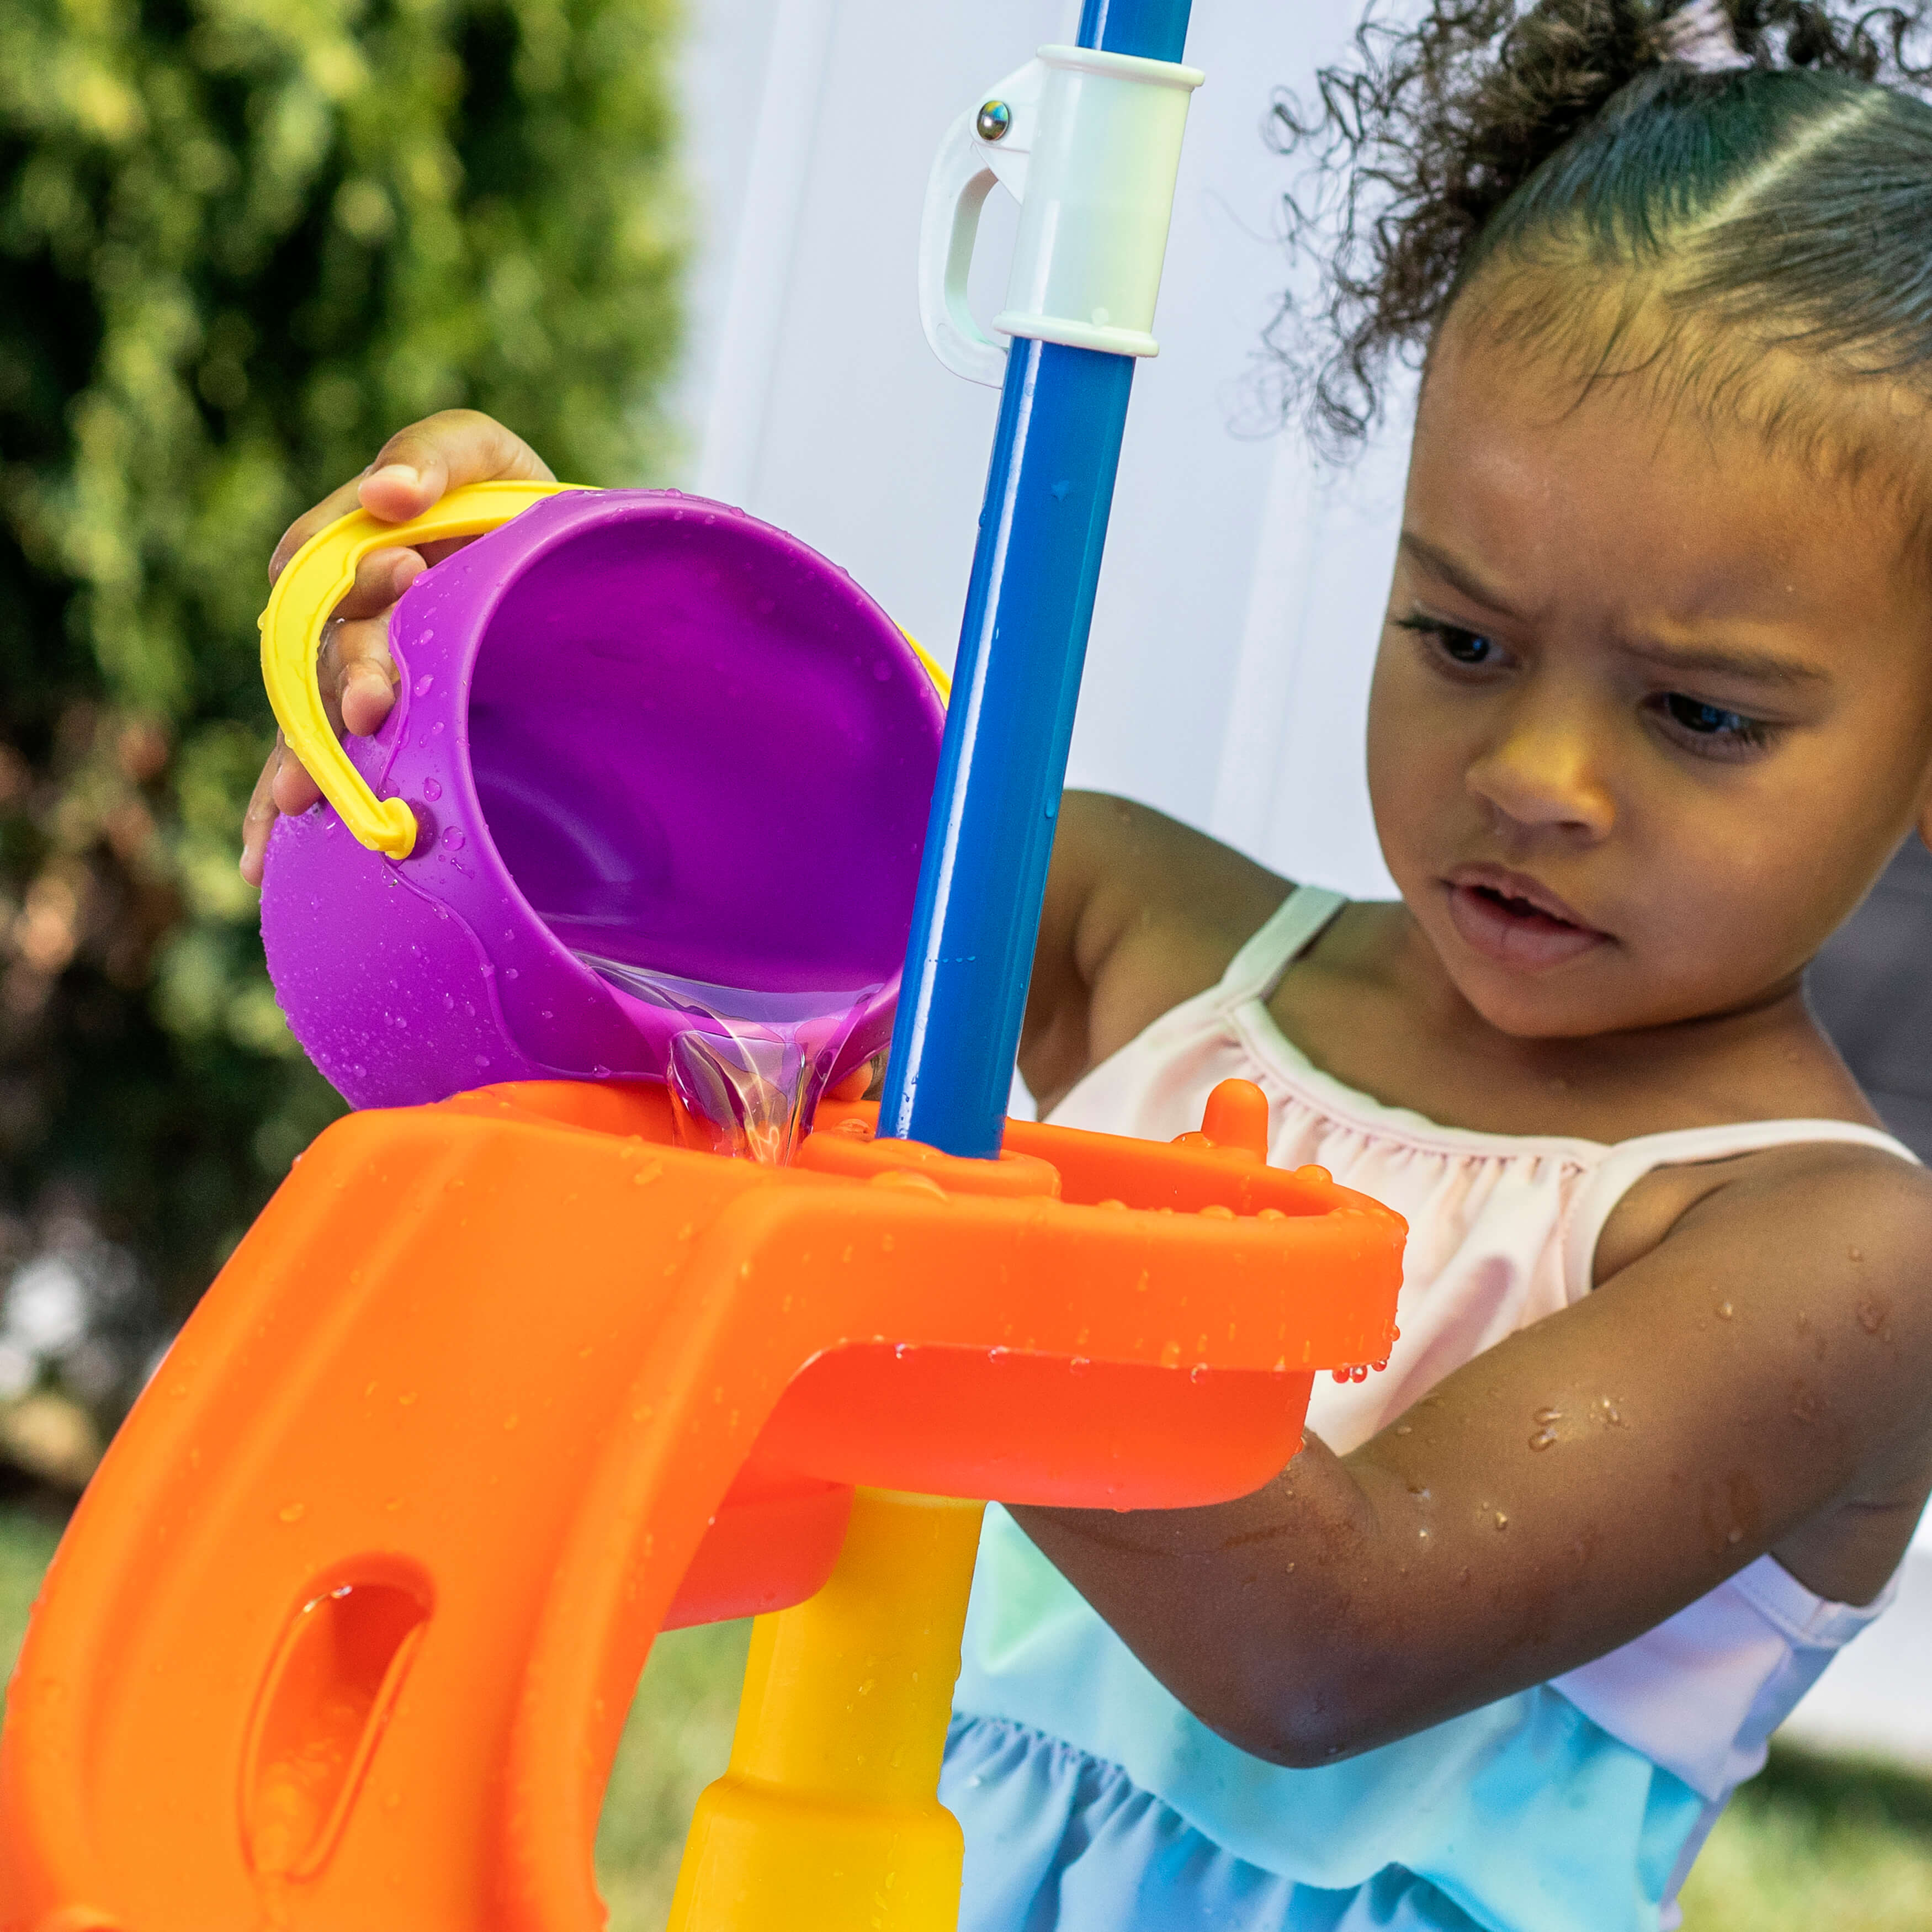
[1442, 870, 1611, 972]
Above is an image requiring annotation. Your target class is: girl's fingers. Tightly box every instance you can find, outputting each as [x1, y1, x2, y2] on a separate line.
[239, 745, 284, 887]
[269, 739, 324, 818]
[358, 409, 556, 523]
[321, 612, 400, 737]
[269, 474, 368, 583]
[329, 546, 427, 624]
[268, 409, 554, 583]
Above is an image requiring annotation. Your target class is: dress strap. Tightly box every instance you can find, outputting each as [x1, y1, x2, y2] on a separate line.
[1217, 887, 1347, 1006]
[1563, 1117, 1922, 1295]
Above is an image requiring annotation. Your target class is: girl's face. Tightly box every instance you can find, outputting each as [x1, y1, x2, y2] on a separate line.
[1368, 326, 1932, 1040]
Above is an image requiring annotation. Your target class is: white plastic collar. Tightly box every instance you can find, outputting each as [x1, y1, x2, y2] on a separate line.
[919, 44, 1206, 388]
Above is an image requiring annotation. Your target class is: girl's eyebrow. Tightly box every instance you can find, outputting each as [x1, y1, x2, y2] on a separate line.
[1620, 640, 1828, 690]
[1397, 531, 1524, 617]
[1400, 531, 1827, 688]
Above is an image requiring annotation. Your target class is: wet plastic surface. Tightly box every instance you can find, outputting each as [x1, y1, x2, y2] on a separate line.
[0, 1078, 1403, 1932]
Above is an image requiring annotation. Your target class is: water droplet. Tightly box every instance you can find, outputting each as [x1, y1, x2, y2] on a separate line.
[894, 1342, 910, 1359]
[1494, 1511, 1509, 1530]
[412, 673, 434, 696]
[1199, 1203, 1234, 1220]
[1528, 1430, 1557, 1451]
[1858, 1297, 1886, 1335]
[422, 777, 443, 801]
[1331, 1367, 1351, 1384]
[1096, 1197, 1127, 1211]
[593, 1065, 611, 1079]
[1069, 1356, 1091, 1376]
[1190, 1363, 1209, 1383]
[441, 827, 465, 851]
[1256, 1206, 1286, 1222]
[540, 1009, 554, 1020]
[431, 720, 445, 736]
[1716, 1301, 1733, 1320]
[505, 966, 519, 980]
[474, 1054, 490, 1069]
[1351, 1365, 1369, 1383]
[1533, 1406, 1561, 1425]
[278, 1503, 306, 1524]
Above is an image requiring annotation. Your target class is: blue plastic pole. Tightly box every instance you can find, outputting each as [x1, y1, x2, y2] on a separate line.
[878, 0, 1195, 1157]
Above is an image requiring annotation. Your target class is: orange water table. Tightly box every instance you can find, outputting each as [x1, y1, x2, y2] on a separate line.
[0, 1075, 1403, 1932]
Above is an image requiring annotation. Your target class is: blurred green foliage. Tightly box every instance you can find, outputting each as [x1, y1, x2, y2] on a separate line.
[0, 0, 684, 1347]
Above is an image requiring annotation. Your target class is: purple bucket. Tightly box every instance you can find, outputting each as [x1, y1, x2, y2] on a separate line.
[261, 490, 944, 1110]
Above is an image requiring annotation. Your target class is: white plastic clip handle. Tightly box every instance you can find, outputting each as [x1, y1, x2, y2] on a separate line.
[919, 46, 1204, 389]
[917, 60, 1043, 388]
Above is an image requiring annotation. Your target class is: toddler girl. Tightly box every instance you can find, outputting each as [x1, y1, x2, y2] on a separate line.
[242, 3, 1932, 1927]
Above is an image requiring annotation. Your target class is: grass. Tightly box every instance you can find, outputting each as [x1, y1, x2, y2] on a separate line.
[1679, 1750, 1932, 1932]
[0, 1504, 60, 1701]
[4, 1503, 1932, 1928]
[597, 1618, 749, 1929]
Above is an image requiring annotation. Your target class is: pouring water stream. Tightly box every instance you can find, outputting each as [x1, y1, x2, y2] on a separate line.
[575, 954, 879, 1166]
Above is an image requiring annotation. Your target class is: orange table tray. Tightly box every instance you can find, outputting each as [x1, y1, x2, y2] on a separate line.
[0, 1076, 1403, 1932]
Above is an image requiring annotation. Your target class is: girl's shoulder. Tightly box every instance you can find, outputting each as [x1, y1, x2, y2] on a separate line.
[1024, 795, 1291, 1113]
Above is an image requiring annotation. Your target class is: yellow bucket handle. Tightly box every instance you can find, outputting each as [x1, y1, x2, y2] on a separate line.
[259, 478, 949, 864]
[258, 480, 577, 861]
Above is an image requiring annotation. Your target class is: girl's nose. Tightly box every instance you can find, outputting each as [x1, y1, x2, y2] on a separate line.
[1464, 714, 1615, 842]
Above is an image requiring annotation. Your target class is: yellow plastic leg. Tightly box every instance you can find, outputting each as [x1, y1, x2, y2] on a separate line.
[667, 1488, 988, 1932]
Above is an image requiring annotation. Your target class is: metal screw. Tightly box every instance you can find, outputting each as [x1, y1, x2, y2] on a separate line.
[976, 100, 1012, 142]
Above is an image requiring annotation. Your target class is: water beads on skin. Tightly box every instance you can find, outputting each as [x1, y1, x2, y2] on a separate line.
[576, 954, 879, 1166]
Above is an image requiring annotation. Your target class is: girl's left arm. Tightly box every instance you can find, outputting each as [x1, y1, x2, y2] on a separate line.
[1010, 1140, 1932, 1767]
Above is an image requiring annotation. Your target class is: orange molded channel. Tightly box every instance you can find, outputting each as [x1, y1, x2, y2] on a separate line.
[0, 1078, 1403, 1932]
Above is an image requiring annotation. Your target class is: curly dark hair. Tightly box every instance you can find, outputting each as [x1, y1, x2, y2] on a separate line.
[1272, 0, 1932, 453]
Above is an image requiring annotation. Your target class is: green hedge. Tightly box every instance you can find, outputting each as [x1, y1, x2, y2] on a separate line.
[0, 0, 684, 1365]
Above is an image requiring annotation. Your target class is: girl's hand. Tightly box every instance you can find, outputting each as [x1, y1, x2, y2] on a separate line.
[238, 411, 555, 885]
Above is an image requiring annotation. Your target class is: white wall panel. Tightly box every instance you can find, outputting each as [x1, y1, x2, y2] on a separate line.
[672, 0, 1404, 895]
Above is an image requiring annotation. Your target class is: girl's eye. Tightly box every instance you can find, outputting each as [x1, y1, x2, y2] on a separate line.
[1655, 691, 1772, 753]
[1397, 615, 1498, 667]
